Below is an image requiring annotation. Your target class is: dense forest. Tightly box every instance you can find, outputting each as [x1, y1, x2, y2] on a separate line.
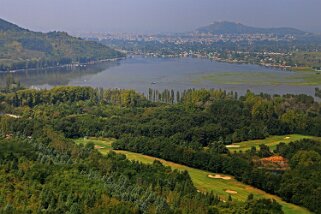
[0, 82, 320, 213]
[0, 18, 124, 71]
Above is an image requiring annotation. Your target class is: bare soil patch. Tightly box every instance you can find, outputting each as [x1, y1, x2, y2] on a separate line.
[226, 145, 240, 148]
[94, 145, 104, 149]
[208, 174, 232, 180]
[5, 114, 21, 119]
[225, 190, 238, 194]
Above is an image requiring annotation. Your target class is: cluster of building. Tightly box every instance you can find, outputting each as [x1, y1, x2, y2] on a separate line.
[78, 32, 296, 44]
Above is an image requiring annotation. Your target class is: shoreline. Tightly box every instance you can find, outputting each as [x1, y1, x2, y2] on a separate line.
[2, 55, 315, 74]
[0, 57, 126, 74]
[128, 54, 318, 72]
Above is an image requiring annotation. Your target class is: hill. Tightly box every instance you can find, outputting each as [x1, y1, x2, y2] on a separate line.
[0, 18, 124, 71]
[196, 21, 307, 35]
[0, 18, 28, 32]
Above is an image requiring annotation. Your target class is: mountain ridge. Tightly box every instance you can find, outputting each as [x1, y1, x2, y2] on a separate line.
[0, 18, 123, 71]
[196, 21, 307, 35]
[0, 18, 28, 32]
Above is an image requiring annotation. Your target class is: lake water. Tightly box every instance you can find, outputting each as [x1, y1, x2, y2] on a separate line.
[1, 56, 320, 97]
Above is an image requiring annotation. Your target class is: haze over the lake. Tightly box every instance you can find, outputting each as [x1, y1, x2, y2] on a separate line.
[1, 0, 321, 33]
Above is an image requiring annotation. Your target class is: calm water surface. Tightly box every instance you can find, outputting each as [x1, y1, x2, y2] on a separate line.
[1, 56, 319, 97]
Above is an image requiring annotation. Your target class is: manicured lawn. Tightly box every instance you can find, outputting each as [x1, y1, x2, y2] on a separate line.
[227, 134, 321, 153]
[73, 137, 311, 214]
[74, 137, 114, 154]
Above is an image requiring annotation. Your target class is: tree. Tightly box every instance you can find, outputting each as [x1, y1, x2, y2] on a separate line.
[258, 144, 272, 157]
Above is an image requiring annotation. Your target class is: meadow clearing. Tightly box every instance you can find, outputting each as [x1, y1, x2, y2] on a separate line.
[74, 137, 311, 214]
[227, 134, 321, 153]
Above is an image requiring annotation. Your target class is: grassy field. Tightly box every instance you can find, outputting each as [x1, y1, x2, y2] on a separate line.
[227, 134, 321, 153]
[74, 137, 311, 214]
[193, 70, 321, 86]
[291, 66, 317, 72]
[74, 137, 114, 153]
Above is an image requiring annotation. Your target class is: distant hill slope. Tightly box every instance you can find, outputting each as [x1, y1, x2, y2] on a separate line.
[0, 18, 124, 71]
[196, 21, 307, 35]
[0, 18, 27, 32]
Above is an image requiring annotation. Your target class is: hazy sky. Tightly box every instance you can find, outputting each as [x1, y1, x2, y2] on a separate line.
[1, 0, 320, 34]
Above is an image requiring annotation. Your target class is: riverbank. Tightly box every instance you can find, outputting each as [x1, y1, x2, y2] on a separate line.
[0, 57, 125, 74]
[128, 53, 319, 72]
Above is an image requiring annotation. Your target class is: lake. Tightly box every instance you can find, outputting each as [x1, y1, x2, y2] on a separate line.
[1, 56, 320, 97]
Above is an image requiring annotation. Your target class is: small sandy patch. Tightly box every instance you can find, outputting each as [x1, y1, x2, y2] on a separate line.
[95, 145, 104, 149]
[284, 137, 291, 140]
[5, 114, 21, 119]
[226, 145, 240, 148]
[208, 174, 232, 180]
[225, 190, 237, 194]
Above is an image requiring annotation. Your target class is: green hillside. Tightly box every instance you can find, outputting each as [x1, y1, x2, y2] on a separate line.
[0, 18, 124, 71]
[74, 137, 310, 214]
